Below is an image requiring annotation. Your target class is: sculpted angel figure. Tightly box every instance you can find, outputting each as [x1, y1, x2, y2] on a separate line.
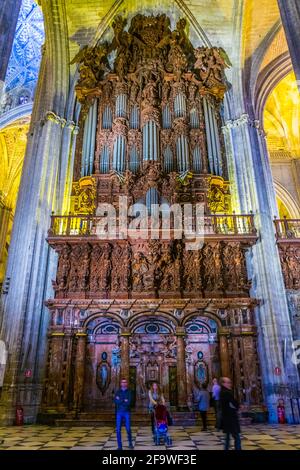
[71, 43, 109, 87]
[175, 18, 195, 65]
[110, 16, 133, 80]
[132, 252, 149, 291]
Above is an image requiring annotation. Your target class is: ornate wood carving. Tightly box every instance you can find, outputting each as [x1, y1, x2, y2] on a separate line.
[51, 240, 251, 299]
[278, 244, 300, 289]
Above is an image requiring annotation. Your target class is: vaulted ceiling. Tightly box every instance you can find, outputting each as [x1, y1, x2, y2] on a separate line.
[264, 71, 300, 160]
[0, 118, 30, 211]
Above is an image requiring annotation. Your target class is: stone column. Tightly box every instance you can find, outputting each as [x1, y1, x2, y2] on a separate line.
[120, 328, 131, 382]
[219, 330, 231, 378]
[278, 0, 300, 90]
[291, 159, 300, 205]
[176, 327, 188, 410]
[73, 333, 87, 415]
[0, 0, 22, 97]
[0, 202, 11, 282]
[0, 0, 71, 425]
[223, 111, 300, 423]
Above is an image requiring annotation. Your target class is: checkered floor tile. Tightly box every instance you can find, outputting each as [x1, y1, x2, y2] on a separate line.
[0, 424, 299, 450]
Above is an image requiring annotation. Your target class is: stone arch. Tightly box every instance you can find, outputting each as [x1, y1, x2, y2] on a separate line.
[83, 310, 125, 329]
[254, 52, 293, 123]
[182, 309, 222, 329]
[274, 180, 300, 219]
[0, 105, 32, 130]
[90, 0, 211, 48]
[127, 309, 179, 330]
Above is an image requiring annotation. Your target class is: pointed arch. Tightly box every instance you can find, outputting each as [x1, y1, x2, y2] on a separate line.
[273, 179, 300, 219]
[92, 0, 211, 47]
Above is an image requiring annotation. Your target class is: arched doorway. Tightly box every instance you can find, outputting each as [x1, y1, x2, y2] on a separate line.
[184, 316, 220, 408]
[129, 316, 177, 409]
[82, 311, 221, 411]
[83, 316, 122, 411]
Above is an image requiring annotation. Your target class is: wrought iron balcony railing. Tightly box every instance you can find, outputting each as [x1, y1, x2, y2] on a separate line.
[48, 213, 257, 239]
[274, 217, 300, 240]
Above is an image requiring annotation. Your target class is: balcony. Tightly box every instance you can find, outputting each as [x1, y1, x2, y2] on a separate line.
[274, 218, 300, 290]
[48, 212, 257, 241]
[274, 217, 300, 241]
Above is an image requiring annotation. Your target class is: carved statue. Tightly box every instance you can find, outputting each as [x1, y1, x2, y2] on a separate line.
[162, 81, 171, 103]
[285, 246, 300, 289]
[132, 251, 150, 291]
[162, 334, 177, 358]
[175, 18, 195, 66]
[223, 243, 243, 290]
[123, 170, 136, 193]
[142, 78, 159, 109]
[67, 246, 83, 291]
[90, 246, 103, 291]
[183, 250, 202, 291]
[71, 43, 110, 91]
[55, 245, 71, 291]
[194, 46, 229, 99]
[100, 245, 112, 290]
[79, 245, 91, 290]
[159, 248, 175, 291]
[166, 31, 188, 81]
[111, 244, 130, 291]
[203, 243, 223, 291]
[110, 16, 133, 80]
[129, 80, 140, 103]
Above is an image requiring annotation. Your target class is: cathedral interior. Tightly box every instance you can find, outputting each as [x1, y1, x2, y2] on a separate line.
[0, 0, 300, 435]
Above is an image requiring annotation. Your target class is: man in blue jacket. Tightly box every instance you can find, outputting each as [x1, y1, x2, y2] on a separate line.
[114, 377, 133, 450]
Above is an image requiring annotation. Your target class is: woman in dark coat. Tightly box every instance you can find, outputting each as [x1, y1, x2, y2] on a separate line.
[220, 377, 242, 450]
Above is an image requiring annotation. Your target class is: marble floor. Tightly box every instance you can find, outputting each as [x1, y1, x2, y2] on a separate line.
[0, 424, 300, 450]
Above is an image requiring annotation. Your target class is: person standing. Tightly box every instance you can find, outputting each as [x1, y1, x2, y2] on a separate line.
[212, 377, 221, 430]
[220, 377, 242, 450]
[198, 383, 210, 431]
[148, 382, 165, 434]
[114, 378, 133, 450]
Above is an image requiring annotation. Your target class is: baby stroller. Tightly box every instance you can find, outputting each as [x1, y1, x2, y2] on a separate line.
[153, 404, 172, 446]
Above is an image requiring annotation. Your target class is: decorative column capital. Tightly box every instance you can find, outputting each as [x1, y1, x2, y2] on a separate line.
[120, 327, 131, 337]
[65, 120, 79, 133]
[44, 111, 67, 128]
[175, 326, 186, 337]
[219, 328, 231, 337]
[222, 114, 250, 130]
[223, 114, 266, 137]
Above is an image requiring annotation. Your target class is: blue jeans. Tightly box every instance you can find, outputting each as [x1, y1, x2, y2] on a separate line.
[224, 432, 241, 450]
[116, 411, 132, 449]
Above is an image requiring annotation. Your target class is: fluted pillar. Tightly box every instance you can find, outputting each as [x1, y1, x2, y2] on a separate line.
[120, 328, 131, 382]
[0, 0, 71, 425]
[176, 327, 188, 410]
[0, 202, 11, 283]
[73, 333, 87, 414]
[223, 109, 300, 423]
[278, 0, 300, 90]
[219, 330, 231, 378]
[0, 0, 22, 97]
